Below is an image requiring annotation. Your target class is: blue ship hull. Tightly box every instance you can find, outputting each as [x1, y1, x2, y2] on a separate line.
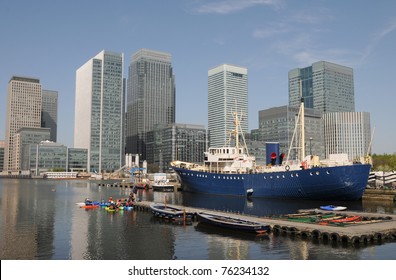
[172, 164, 371, 200]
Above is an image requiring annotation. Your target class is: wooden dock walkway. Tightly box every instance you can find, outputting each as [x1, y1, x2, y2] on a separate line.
[134, 200, 396, 245]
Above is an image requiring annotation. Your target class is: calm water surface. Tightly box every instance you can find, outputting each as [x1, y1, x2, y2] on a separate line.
[0, 178, 395, 260]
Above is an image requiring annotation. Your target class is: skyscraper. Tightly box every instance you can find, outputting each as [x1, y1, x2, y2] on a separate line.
[74, 50, 124, 173]
[4, 76, 43, 171]
[126, 49, 175, 159]
[41, 89, 58, 142]
[323, 112, 371, 160]
[288, 61, 355, 113]
[208, 64, 248, 147]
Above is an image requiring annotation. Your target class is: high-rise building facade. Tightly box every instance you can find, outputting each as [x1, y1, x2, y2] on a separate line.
[74, 50, 124, 173]
[14, 127, 50, 171]
[146, 123, 206, 170]
[323, 112, 371, 160]
[208, 64, 248, 147]
[126, 49, 175, 159]
[4, 76, 43, 171]
[0, 140, 5, 172]
[41, 90, 58, 142]
[288, 61, 355, 113]
[257, 105, 324, 161]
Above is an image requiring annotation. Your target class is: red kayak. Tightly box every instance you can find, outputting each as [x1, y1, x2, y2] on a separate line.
[331, 215, 361, 223]
[80, 204, 99, 209]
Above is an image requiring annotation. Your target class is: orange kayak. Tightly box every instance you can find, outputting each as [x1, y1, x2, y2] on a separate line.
[80, 204, 99, 209]
[331, 215, 361, 223]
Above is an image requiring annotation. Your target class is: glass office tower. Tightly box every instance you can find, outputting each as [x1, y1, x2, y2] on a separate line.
[74, 50, 124, 173]
[126, 49, 175, 160]
[208, 64, 248, 147]
[41, 90, 58, 142]
[288, 61, 355, 113]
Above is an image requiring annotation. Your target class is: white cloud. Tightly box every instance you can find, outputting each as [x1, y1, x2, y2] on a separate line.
[193, 0, 284, 14]
[360, 19, 396, 64]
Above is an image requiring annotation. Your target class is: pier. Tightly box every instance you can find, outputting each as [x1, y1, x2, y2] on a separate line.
[133, 200, 396, 245]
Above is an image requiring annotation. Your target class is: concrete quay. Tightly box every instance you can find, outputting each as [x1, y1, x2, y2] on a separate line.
[134, 200, 396, 245]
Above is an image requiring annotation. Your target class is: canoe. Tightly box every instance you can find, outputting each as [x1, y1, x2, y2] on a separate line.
[150, 203, 193, 220]
[197, 212, 270, 234]
[80, 204, 99, 209]
[320, 205, 347, 211]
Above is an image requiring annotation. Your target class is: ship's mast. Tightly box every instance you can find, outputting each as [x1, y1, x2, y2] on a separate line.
[300, 79, 305, 161]
[235, 112, 239, 155]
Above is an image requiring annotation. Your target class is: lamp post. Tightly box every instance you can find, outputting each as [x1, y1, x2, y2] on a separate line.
[309, 137, 313, 155]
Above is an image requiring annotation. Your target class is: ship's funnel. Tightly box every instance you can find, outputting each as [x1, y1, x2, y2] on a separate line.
[266, 142, 280, 166]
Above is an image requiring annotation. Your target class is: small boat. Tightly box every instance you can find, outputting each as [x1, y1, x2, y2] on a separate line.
[152, 182, 174, 192]
[320, 205, 347, 211]
[196, 212, 270, 234]
[287, 213, 337, 223]
[80, 204, 99, 209]
[330, 215, 362, 223]
[150, 203, 192, 220]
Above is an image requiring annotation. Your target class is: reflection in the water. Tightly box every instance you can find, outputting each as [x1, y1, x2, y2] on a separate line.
[0, 178, 395, 260]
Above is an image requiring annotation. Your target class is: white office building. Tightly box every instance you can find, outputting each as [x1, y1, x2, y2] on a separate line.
[4, 76, 43, 171]
[208, 64, 248, 147]
[74, 50, 124, 173]
[323, 112, 371, 160]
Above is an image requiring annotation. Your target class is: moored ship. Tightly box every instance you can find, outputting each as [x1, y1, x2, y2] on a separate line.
[171, 85, 372, 201]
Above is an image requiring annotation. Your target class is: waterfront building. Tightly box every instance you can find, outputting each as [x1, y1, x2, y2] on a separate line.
[28, 141, 67, 175]
[323, 112, 371, 161]
[288, 61, 355, 113]
[208, 64, 248, 147]
[146, 123, 206, 170]
[4, 76, 42, 171]
[0, 140, 5, 172]
[41, 90, 58, 142]
[67, 148, 88, 172]
[74, 50, 124, 173]
[126, 49, 175, 160]
[257, 105, 324, 160]
[13, 127, 51, 171]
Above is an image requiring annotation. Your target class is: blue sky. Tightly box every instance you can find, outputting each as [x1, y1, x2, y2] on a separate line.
[1, 0, 395, 154]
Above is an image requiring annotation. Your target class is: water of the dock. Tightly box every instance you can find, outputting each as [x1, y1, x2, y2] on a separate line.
[136, 200, 396, 244]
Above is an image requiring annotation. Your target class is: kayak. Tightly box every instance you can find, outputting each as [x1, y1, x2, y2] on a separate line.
[330, 215, 362, 223]
[320, 205, 347, 211]
[76, 201, 101, 206]
[80, 204, 99, 209]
